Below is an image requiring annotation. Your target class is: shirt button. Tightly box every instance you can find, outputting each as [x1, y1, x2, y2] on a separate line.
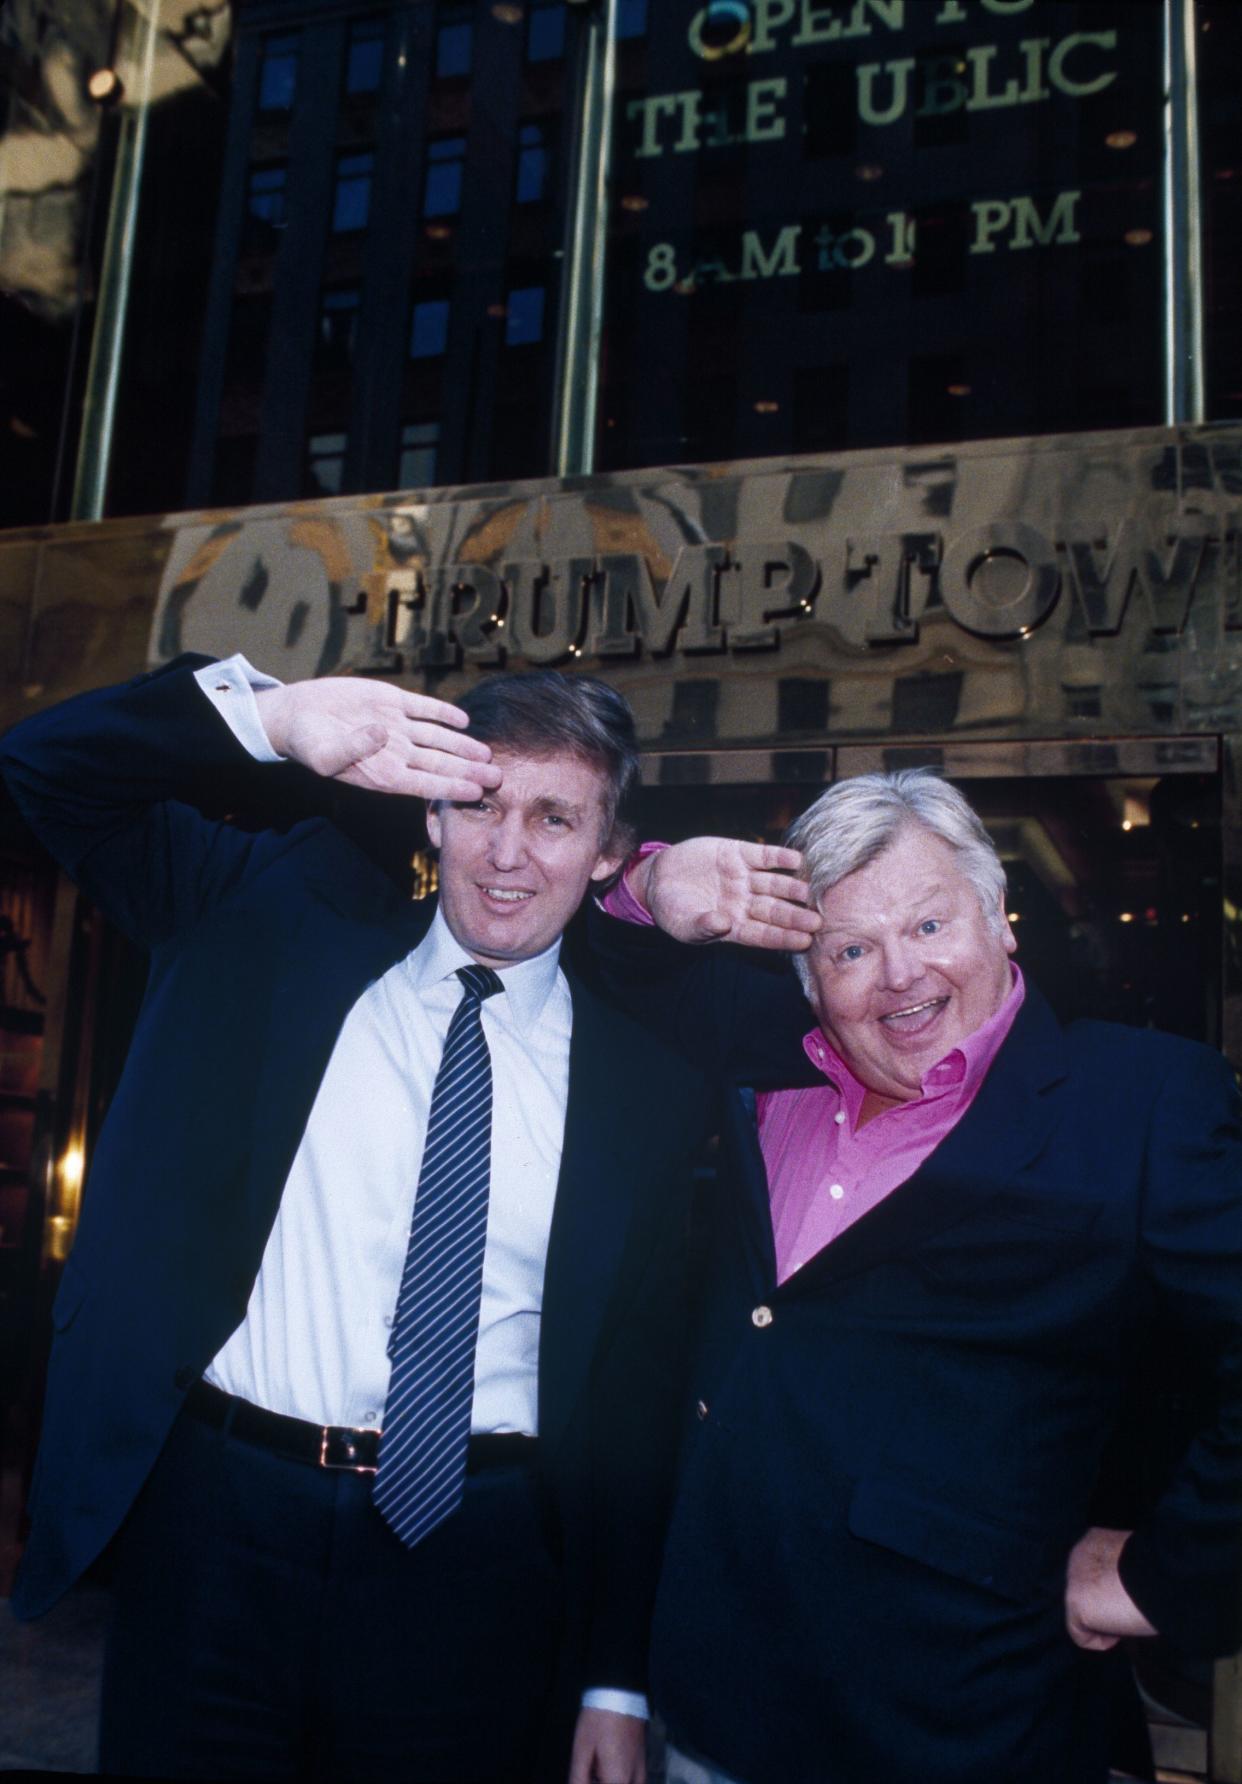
[362, 1410, 378, 1425]
[751, 1305, 774, 1329]
[834, 1110, 846, 1126]
[695, 1399, 709, 1420]
[829, 1183, 845, 1201]
[382, 1314, 394, 1329]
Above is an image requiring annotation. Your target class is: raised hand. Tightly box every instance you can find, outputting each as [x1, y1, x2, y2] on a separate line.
[635, 837, 821, 951]
[255, 677, 501, 802]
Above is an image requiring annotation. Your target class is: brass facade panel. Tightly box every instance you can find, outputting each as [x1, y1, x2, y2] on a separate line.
[0, 424, 1236, 758]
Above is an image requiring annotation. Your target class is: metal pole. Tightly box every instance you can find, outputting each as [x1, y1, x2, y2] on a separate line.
[1162, 0, 1205, 424]
[69, 0, 162, 521]
[551, 0, 618, 477]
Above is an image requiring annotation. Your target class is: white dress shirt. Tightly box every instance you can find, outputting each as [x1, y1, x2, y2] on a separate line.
[195, 657, 645, 1720]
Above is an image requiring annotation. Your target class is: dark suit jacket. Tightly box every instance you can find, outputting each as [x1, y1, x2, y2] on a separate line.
[591, 915, 1242, 1784]
[1, 661, 711, 1716]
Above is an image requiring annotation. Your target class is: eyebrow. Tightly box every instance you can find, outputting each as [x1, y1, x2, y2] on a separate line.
[530, 795, 586, 819]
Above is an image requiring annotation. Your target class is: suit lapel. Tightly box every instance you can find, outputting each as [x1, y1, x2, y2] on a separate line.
[777, 986, 1069, 1293]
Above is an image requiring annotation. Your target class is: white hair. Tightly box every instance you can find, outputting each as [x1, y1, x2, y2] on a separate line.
[785, 769, 1008, 993]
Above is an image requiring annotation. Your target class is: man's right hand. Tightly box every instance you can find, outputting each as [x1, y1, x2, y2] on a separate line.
[255, 678, 501, 802]
[632, 837, 821, 951]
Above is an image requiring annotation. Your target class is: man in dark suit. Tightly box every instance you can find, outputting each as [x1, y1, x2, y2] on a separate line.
[1, 655, 709, 1783]
[595, 769, 1242, 1784]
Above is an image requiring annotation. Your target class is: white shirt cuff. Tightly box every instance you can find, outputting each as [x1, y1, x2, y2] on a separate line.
[580, 1688, 649, 1720]
[193, 654, 285, 762]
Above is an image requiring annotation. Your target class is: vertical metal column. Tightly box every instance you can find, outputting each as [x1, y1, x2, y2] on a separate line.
[551, 0, 618, 477]
[1163, 0, 1206, 424]
[69, 0, 162, 521]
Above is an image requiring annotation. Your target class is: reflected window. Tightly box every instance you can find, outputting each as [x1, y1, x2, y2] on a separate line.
[257, 32, 298, 113]
[333, 153, 374, 233]
[528, 1, 565, 63]
[246, 165, 287, 236]
[616, 0, 648, 39]
[345, 18, 385, 96]
[410, 298, 450, 358]
[423, 137, 466, 219]
[306, 432, 348, 496]
[398, 421, 440, 487]
[436, 6, 473, 79]
[515, 123, 550, 205]
[778, 679, 829, 734]
[505, 285, 545, 345]
[318, 288, 361, 362]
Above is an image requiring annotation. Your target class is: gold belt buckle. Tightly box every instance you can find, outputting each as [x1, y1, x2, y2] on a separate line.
[318, 1424, 379, 1474]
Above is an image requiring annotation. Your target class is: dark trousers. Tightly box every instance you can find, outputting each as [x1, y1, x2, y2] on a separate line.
[99, 1409, 564, 1782]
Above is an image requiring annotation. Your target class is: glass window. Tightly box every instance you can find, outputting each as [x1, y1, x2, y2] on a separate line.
[332, 152, 374, 234]
[527, 2, 565, 64]
[515, 123, 550, 205]
[598, 0, 1169, 469]
[398, 421, 440, 488]
[246, 166, 287, 230]
[305, 432, 347, 496]
[436, 7, 473, 80]
[423, 137, 466, 219]
[257, 32, 298, 113]
[505, 285, 545, 346]
[317, 288, 361, 361]
[345, 18, 385, 96]
[615, 0, 648, 39]
[410, 298, 450, 359]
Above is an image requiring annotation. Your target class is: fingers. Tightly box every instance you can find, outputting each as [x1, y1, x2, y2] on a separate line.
[732, 842, 806, 874]
[745, 870, 813, 905]
[403, 716, 496, 765]
[737, 920, 816, 953]
[399, 691, 475, 732]
[747, 889, 820, 932]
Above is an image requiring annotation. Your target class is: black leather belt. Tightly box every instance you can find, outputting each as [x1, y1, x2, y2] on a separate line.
[185, 1380, 537, 1478]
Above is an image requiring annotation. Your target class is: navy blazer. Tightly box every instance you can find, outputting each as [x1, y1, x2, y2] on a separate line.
[591, 913, 1242, 1784]
[1, 661, 711, 1711]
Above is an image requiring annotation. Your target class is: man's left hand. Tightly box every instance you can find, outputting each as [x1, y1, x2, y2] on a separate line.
[1064, 1526, 1158, 1650]
[568, 1707, 647, 1784]
[635, 838, 820, 951]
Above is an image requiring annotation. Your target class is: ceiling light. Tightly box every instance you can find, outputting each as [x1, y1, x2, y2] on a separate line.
[1105, 130, 1137, 150]
[1124, 228, 1154, 246]
[88, 66, 124, 104]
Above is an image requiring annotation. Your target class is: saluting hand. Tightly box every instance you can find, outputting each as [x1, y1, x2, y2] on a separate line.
[255, 677, 501, 802]
[634, 837, 821, 951]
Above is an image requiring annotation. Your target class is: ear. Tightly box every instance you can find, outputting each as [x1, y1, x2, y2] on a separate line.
[426, 804, 443, 851]
[999, 889, 1018, 955]
[588, 844, 628, 887]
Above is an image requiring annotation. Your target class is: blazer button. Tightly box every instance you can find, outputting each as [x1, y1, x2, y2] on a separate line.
[751, 1305, 774, 1329]
[173, 1365, 196, 1391]
[695, 1399, 709, 1420]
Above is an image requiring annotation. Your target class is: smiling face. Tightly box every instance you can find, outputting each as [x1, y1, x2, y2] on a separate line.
[425, 748, 624, 967]
[804, 822, 1016, 1106]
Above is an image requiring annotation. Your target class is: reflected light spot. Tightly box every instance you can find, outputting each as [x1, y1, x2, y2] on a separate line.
[620, 194, 649, 213]
[1125, 228, 1154, 246]
[753, 400, 779, 414]
[1105, 130, 1137, 150]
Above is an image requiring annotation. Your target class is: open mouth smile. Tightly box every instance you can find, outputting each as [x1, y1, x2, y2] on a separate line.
[879, 996, 949, 1033]
[480, 887, 535, 905]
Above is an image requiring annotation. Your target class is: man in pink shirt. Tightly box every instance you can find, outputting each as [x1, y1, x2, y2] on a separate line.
[597, 768, 1242, 1784]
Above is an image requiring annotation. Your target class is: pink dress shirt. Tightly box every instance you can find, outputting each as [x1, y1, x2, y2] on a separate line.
[760, 969, 1024, 1281]
[603, 850, 1025, 1284]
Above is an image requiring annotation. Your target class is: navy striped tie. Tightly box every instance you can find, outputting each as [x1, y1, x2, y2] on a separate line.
[373, 962, 503, 1547]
